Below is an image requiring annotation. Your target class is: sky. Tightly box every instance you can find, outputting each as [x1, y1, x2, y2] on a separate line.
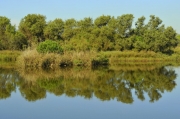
[0, 0, 180, 33]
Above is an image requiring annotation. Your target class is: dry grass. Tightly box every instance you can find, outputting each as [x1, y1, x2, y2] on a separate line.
[16, 49, 180, 69]
[17, 49, 62, 69]
[17, 49, 98, 69]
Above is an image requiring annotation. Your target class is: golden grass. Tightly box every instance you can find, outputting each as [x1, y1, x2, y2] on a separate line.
[15, 49, 180, 69]
[17, 49, 98, 69]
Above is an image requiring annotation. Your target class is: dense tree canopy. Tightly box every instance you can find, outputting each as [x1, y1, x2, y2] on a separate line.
[0, 16, 16, 50]
[18, 14, 46, 45]
[44, 18, 64, 40]
[0, 14, 179, 54]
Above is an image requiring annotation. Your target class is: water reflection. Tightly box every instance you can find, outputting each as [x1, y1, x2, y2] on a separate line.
[0, 68, 19, 99]
[0, 65, 177, 103]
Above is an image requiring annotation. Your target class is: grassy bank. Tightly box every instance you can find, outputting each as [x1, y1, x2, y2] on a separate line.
[1, 50, 180, 69]
[0, 50, 21, 61]
[16, 49, 180, 69]
[102, 51, 180, 65]
[0, 50, 21, 68]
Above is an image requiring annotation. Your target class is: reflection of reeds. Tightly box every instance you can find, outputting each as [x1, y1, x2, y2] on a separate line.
[17, 63, 168, 82]
[109, 64, 165, 71]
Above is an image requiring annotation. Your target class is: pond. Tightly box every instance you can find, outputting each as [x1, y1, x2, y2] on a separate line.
[0, 65, 180, 119]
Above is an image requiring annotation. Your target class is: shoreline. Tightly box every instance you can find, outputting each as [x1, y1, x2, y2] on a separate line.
[1, 50, 180, 69]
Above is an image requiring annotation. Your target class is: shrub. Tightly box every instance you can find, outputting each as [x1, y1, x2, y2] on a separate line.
[37, 40, 63, 53]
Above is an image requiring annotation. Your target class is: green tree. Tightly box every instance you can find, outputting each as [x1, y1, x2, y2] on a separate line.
[0, 16, 11, 36]
[116, 14, 134, 38]
[94, 15, 111, 28]
[62, 18, 77, 40]
[133, 15, 178, 53]
[147, 15, 162, 30]
[77, 17, 93, 31]
[12, 31, 28, 50]
[134, 16, 146, 36]
[44, 18, 64, 40]
[0, 16, 16, 50]
[19, 14, 46, 46]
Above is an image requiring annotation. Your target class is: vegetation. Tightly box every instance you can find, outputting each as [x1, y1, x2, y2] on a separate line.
[0, 66, 177, 103]
[1, 14, 179, 105]
[0, 14, 180, 68]
[37, 40, 63, 53]
[0, 14, 179, 53]
[0, 50, 21, 61]
[15, 50, 180, 69]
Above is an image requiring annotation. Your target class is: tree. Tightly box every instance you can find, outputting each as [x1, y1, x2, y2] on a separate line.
[94, 15, 111, 28]
[162, 26, 178, 53]
[134, 16, 146, 36]
[19, 14, 46, 46]
[147, 15, 162, 30]
[62, 18, 77, 40]
[116, 14, 134, 38]
[0, 16, 16, 50]
[12, 31, 28, 50]
[77, 17, 93, 31]
[44, 18, 64, 40]
[0, 16, 11, 35]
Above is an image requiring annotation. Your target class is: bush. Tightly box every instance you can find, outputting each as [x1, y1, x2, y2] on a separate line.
[37, 40, 63, 53]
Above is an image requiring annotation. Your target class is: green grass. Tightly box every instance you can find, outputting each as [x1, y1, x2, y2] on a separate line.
[0, 50, 21, 68]
[0, 50, 21, 61]
[98, 50, 180, 66]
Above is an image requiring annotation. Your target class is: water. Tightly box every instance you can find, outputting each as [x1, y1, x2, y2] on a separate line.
[0, 65, 180, 119]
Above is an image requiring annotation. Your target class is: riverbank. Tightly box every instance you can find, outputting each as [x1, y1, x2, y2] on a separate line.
[0, 50, 21, 61]
[1, 50, 180, 69]
[16, 50, 180, 69]
[0, 50, 21, 68]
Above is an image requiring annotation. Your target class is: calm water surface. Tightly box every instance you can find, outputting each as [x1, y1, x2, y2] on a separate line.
[0, 65, 180, 119]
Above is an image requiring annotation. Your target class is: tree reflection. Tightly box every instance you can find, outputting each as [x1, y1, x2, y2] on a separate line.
[17, 79, 46, 101]
[0, 68, 18, 99]
[0, 65, 177, 103]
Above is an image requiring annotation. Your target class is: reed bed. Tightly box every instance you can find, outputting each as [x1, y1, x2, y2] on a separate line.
[16, 49, 180, 69]
[17, 49, 99, 69]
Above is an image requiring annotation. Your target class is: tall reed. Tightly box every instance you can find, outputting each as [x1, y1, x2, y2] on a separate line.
[17, 50, 180, 69]
[17, 49, 99, 69]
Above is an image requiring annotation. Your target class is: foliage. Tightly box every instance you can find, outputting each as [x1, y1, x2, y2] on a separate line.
[44, 18, 64, 40]
[1, 66, 177, 103]
[37, 40, 63, 53]
[0, 16, 16, 50]
[0, 14, 179, 54]
[18, 14, 46, 45]
[12, 32, 28, 50]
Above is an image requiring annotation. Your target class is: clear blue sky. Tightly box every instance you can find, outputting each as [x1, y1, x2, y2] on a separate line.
[0, 0, 180, 33]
